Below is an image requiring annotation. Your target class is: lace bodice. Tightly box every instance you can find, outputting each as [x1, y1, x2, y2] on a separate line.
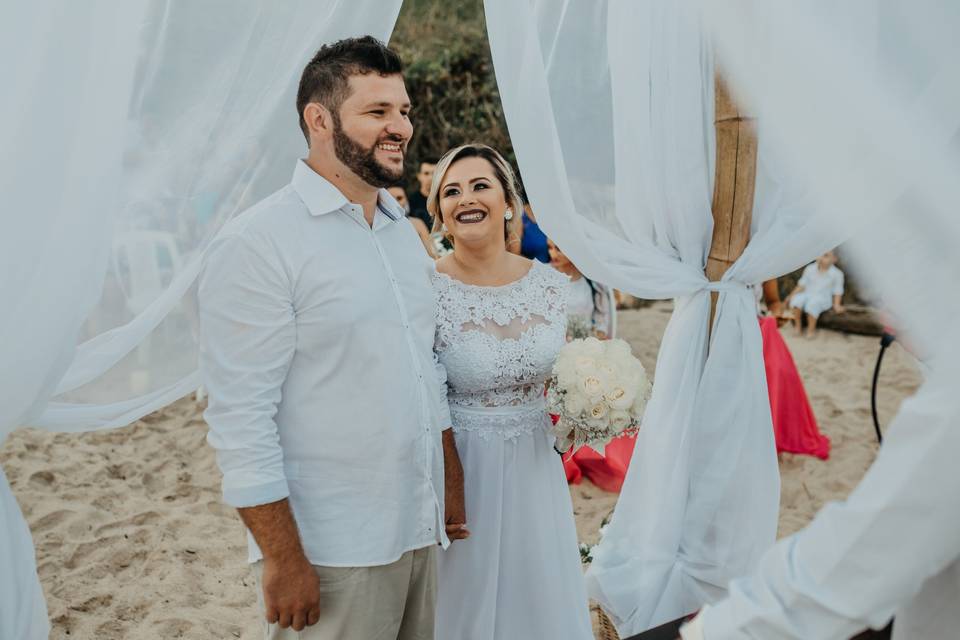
[433, 261, 568, 412]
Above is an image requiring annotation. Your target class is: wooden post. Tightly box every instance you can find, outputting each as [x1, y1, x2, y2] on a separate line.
[707, 75, 757, 333]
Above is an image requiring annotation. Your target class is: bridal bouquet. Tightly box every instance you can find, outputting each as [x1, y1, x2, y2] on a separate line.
[546, 337, 652, 454]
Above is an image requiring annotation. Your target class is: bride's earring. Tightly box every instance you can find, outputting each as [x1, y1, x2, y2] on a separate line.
[504, 208, 514, 221]
[441, 222, 448, 232]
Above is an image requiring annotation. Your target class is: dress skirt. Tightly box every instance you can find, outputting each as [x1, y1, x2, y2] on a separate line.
[435, 403, 594, 640]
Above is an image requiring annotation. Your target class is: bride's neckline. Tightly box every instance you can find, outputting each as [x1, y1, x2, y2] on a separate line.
[435, 260, 539, 291]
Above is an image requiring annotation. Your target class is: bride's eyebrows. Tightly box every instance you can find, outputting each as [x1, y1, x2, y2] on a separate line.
[444, 177, 492, 188]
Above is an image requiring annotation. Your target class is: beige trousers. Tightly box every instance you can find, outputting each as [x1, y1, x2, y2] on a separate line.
[253, 546, 436, 640]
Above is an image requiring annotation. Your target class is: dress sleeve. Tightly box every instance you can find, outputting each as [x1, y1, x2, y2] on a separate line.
[431, 275, 453, 429]
[199, 232, 296, 508]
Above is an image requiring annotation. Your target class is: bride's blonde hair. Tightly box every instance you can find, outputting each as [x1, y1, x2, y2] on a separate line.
[427, 143, 523, 248]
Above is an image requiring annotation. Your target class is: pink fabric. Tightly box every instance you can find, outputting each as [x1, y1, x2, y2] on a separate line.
[563, 317, 830, 493]
[760, 316, 830, 459]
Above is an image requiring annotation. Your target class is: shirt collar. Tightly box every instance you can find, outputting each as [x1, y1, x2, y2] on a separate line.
[291, 159, 406, 222]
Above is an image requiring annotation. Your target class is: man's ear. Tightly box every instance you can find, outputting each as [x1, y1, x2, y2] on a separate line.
[303, 102, 334, 143]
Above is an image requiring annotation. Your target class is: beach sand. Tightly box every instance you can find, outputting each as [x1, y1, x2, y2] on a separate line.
[1, 302, 923, 639]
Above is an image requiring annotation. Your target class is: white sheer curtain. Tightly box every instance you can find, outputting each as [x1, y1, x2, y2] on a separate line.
[1, 5, 148, 635]
[485, 0, 844, 634]
[1, 3, 400, 638]
[32, 0, 403, 431]
[694, 2, 960, 637]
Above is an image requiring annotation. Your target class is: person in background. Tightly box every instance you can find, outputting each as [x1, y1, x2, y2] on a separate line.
[516, 199, 550, 262]
[546, 239, 630, 492]
[547, 238, 615, 339]
[407, 157, 437, 229]
[387, 184, 434, 258]
[786, 250, 846, 337]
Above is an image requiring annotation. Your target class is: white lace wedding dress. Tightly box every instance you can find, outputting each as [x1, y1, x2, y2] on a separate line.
[433, 260, 594, 640]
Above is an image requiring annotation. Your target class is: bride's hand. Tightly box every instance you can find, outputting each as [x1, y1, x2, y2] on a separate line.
[442, 428, 470, 541]
[445, 477, 469, 541]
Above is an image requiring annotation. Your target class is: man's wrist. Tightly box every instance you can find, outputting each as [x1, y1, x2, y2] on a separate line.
[263, 549, 310, 568]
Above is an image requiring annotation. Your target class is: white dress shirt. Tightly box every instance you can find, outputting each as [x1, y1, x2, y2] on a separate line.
[680, 368, 960, 639]
[199, 160, 451, 567]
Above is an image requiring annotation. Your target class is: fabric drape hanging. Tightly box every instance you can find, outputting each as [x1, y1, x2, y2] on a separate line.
[31, 0, 403, 431]
[484, 0, 845, 633]
[0, 3, 400, 637]
[0, 3, 149, 635]
[691, 1, 960, 637]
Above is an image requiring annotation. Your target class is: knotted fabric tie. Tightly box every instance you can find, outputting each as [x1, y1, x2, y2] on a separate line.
[702, 280, 751, 295]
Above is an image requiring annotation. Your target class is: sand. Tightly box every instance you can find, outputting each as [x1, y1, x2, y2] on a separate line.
[1, 302, 923, 639]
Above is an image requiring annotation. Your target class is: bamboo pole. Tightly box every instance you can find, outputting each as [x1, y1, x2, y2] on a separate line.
[707, 74, 757, 333]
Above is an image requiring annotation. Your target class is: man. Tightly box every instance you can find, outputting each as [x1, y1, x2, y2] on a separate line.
[407, 158, 437, 229]
[199, 37, 466, 640]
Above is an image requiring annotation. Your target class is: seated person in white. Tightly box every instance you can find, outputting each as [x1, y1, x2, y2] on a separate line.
[786, 250, 845, 336]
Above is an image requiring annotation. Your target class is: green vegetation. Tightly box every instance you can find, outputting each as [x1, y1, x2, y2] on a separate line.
[391, 0, 515, 186]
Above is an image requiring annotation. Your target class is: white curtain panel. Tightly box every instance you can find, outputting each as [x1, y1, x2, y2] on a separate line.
[696, 1, 960, 637]
[0, 3, 148, 636]
[30, 0, 402, 431]
[0, 3, 400, 638]
[484, 0, 845, 634]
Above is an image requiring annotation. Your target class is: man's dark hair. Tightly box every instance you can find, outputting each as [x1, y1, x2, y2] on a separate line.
[296, 36, 403, 144]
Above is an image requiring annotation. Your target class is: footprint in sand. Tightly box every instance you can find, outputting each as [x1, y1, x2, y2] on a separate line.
[153, 618, 195, 636]
[94, 510, 161, 536]
[68, 594, 114, 613]
[31, 508, 76, 533]
[28, 470, 56, 488]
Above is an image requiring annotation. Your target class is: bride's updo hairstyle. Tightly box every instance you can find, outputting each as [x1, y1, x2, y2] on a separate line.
[427, 143, 523, 248]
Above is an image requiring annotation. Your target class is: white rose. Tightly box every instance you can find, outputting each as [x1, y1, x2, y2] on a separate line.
[588, 402, 609, 421]
[574, 356, 598, 378]
[605, 385, 636, 411]
[564, 392, 588, 417]
[609, 410, 632, 432]
[555, 362, 578, 391]
[580, 374, 606, 401]
[604, 339, 632, 361]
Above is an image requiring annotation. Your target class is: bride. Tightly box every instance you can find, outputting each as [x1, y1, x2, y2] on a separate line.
[428, 143, 593, 639]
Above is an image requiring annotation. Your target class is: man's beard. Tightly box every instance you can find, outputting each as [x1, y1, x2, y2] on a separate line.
[332, 114, 403, 188]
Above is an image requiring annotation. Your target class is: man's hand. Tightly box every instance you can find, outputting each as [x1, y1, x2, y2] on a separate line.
[236, 499, 320, 631]
[261, 555, 321, 631]
[442, 428, 470, 541]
